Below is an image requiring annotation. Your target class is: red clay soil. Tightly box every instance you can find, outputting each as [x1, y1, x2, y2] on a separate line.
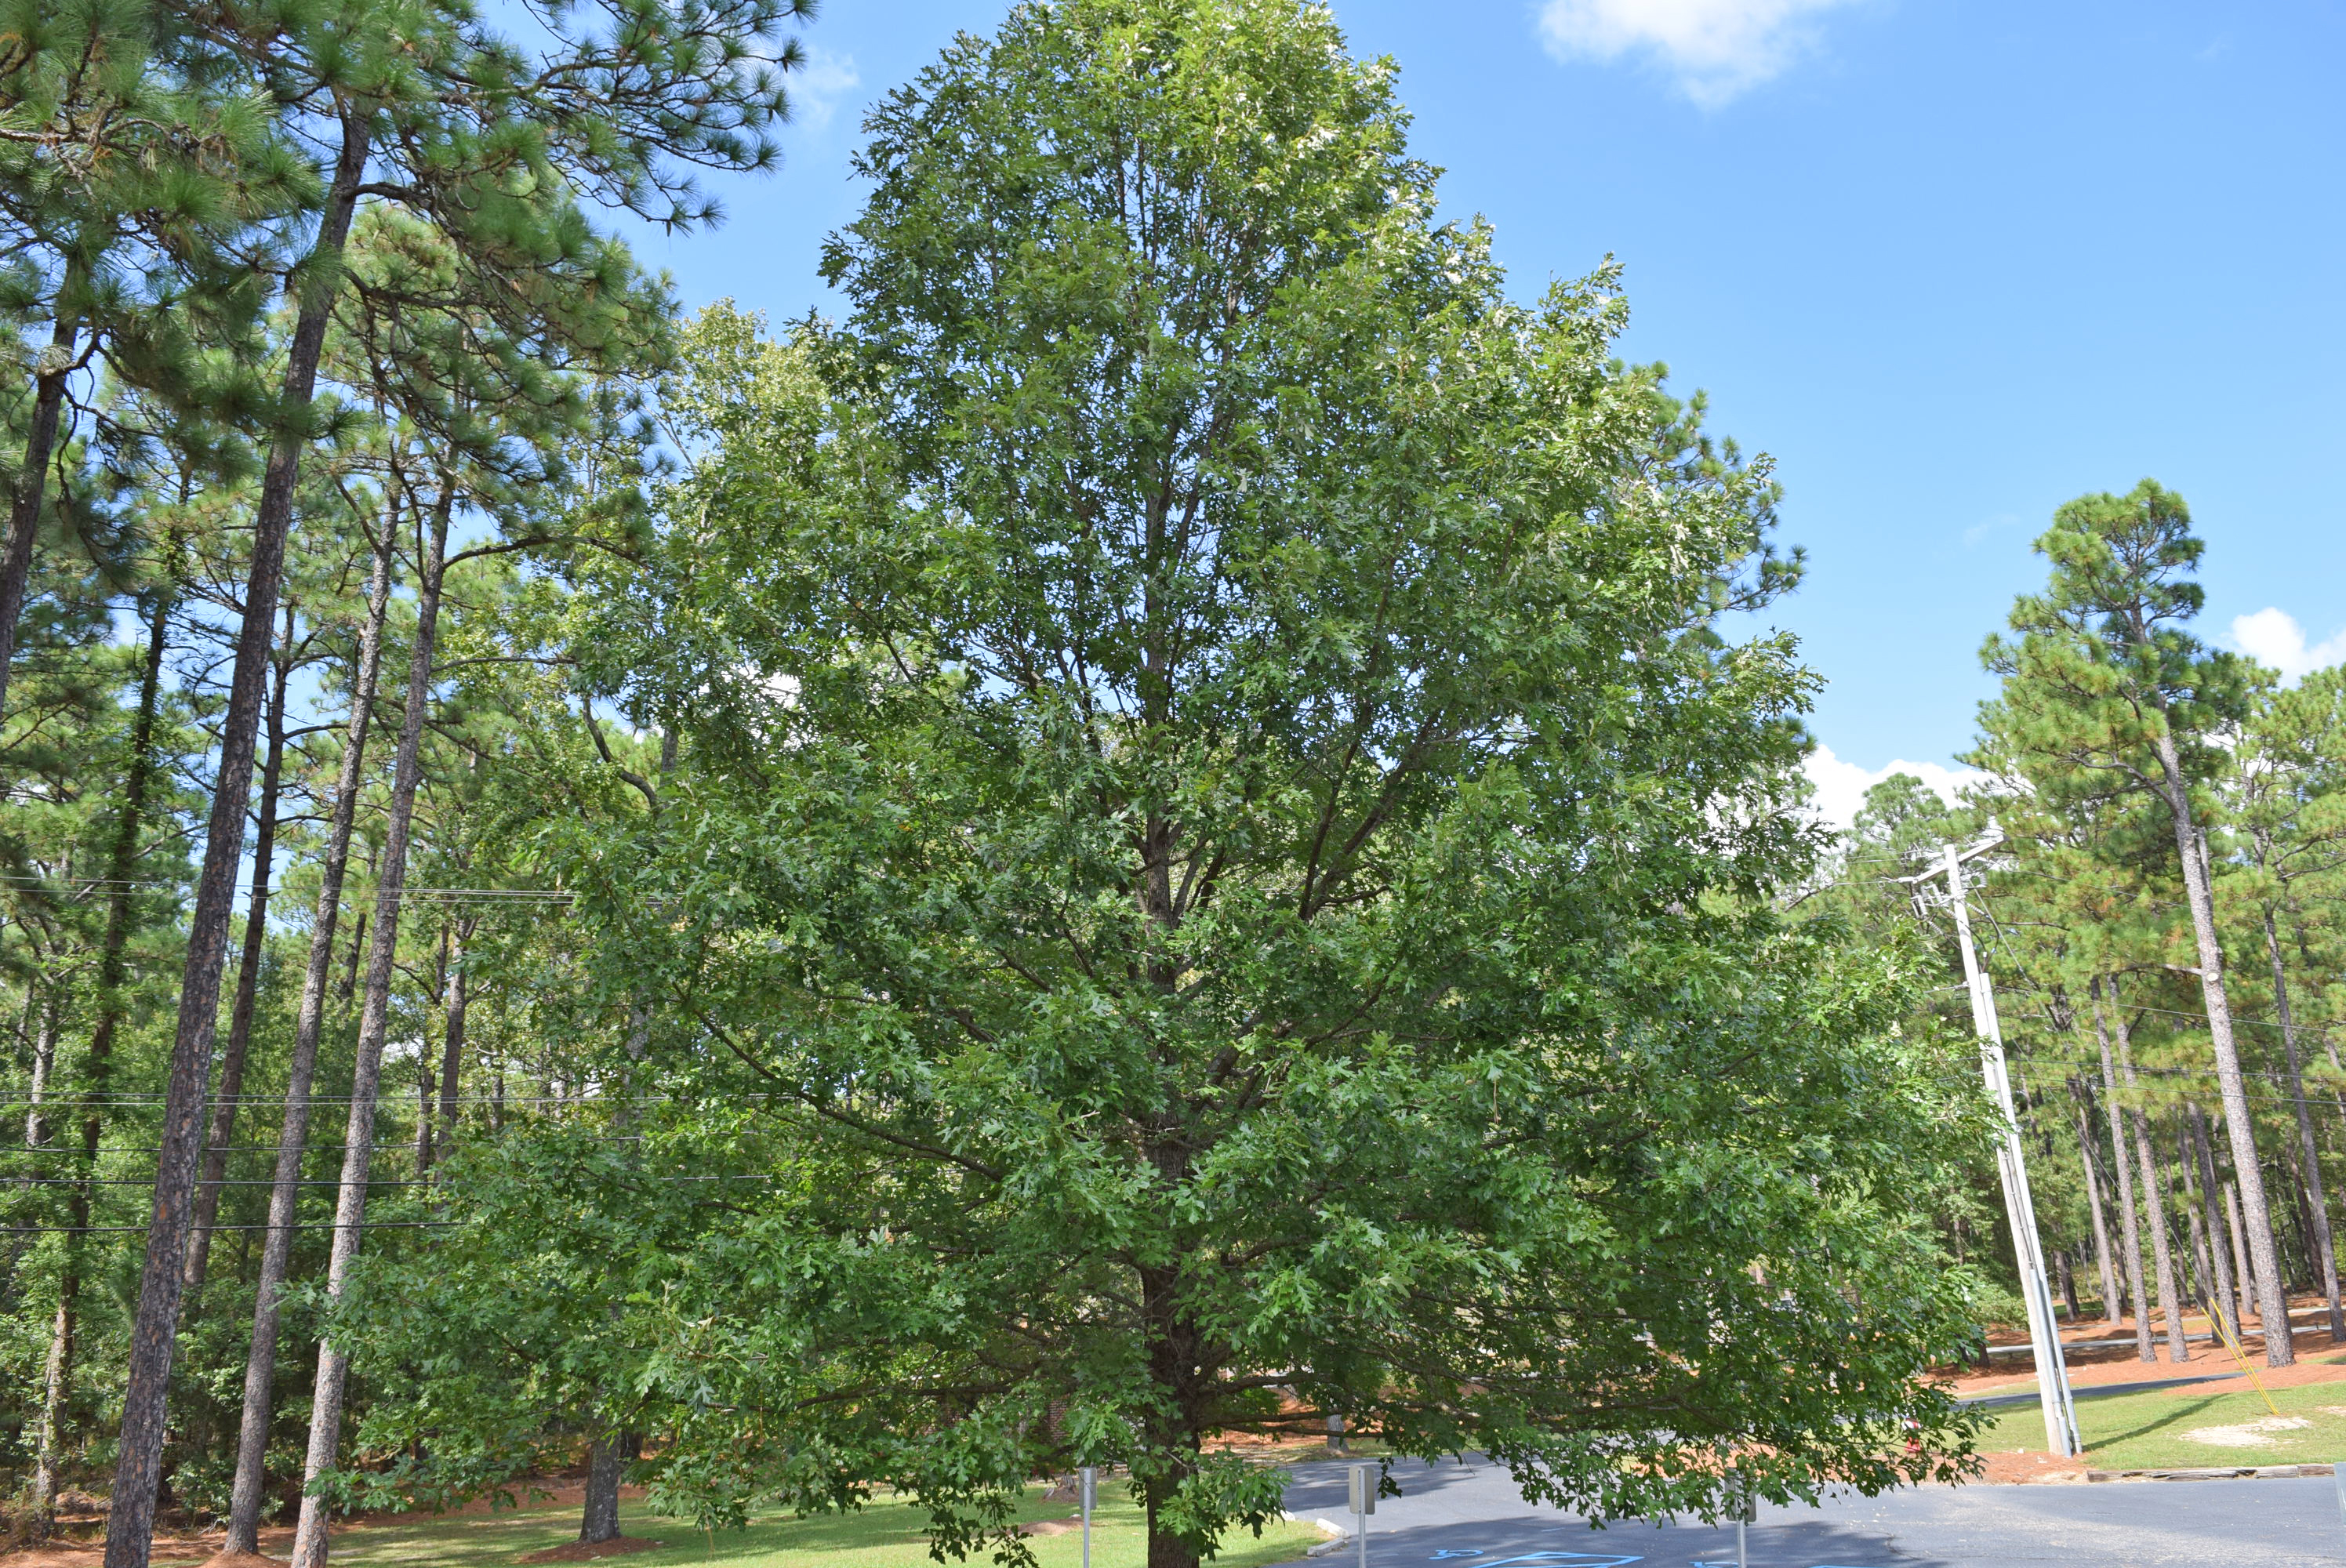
[1015, 1520, 1082, 1537]
[0, 1541, 220, 1568]
[198, 1552, 284, 1568]
[1948, 1298, 2346, 1401]
[515, 1539, 665, 1563]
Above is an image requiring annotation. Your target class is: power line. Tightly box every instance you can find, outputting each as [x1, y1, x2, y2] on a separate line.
[0, 1087, 803, 1109]
[2012, 1053, 2346, 1110]
[1, 1221, 464, 1235]
[3, 1173, 776, 1189]
[7, 1176, 429, 1188]
[0, 1092, 715, 1109]
[0, 875, 574, 905]
[0, 1134, 650, 1157]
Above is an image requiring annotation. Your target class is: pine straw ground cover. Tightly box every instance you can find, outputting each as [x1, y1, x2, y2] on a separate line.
[1974, 1374, 2346, 1472]
[326, 1492, 1324, 1568]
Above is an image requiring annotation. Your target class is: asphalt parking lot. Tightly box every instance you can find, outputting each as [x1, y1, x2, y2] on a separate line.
[1272, 1454, 2346, 1566]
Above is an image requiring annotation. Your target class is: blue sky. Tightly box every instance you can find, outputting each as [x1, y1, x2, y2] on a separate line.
[623, 0, 2346, 824]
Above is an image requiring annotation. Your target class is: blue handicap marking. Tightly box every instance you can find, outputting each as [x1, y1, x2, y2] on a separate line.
[1426, 1555, 1484, 1561]
[1465, 1555, 1645, 1567]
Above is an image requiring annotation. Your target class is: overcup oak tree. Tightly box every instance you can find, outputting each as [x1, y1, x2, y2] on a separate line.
[558, 7, 1991, 1566]
[1981, 481, 2295, 1364]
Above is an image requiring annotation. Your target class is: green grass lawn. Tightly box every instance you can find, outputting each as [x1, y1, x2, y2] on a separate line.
[331, 1489, 1326, 1568]
[1975, 1377, 2346, 1469]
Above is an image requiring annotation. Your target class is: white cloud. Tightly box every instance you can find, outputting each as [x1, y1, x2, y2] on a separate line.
[790, 48, 861, 132]
[1802, 744, 1982, 833]
[1535, 0, 1865, 106]
[2229, 607, 2346, 686]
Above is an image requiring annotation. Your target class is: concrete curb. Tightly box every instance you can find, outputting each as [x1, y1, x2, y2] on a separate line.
[2087, 1462, 2337, 1483]
[1282, 1511, 1349, 1557]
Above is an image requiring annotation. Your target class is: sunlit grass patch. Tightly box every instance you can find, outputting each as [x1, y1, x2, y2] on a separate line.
[331, 1487, 1324, 1568]
[1974, 1377, 2346, 1470]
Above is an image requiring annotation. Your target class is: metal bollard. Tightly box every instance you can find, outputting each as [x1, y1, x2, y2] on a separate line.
[1727, 1468, 1756, 1568]
[1347, 1462, 1376, 1568]
[1079, 1466, 1097, 1568]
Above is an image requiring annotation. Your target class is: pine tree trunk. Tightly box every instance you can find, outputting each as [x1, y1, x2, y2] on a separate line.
[2224, 1180, 2259, 1336]
[340, 909, 365, 1004]
[2279, 1134, 2314, 1289]
[24, 987, 59, 1149]
[31, 1283, 77, 1534]
[186, 608, 296, 1298]
[2263, 905, 2342, 1339]
[32, 586, 171, 1536]
[0, 295, 82, 721]
[415, 1063, 434, 1174]
[106, 118, 376, 1568]
[2091, 984, 2154, 1359]
[2184, 1203, 2213, 1323]
[2175, 1116, 2209, 1312]
[2186, 1105, 2241, 1344]
[2153, 731, 2292, 1363]
[434, 924, 469, 1164]
[2145, 1133, 2190, 1360]
[223, 527, 394, 1555]
[2177, 1122, 2213, 1331]
[2072, 1082, 2122, 1325]
[2112, 991, 2187, 1360]
[289, 489, 451, 1568]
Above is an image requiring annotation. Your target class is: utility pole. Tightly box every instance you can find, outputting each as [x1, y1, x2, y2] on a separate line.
[1909, 836, 2080, 1457]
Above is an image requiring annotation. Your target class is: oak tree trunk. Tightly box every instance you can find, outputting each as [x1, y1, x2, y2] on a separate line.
[580, 1432, 639, 1543]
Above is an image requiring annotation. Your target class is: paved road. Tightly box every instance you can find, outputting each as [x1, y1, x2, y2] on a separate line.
[1271, 1455, 2346, 1566]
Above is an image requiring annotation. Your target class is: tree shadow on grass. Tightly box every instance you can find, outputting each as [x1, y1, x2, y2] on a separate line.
[2086, 1392, 2229, 1451]
[332, 1494, 1324, 1568]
